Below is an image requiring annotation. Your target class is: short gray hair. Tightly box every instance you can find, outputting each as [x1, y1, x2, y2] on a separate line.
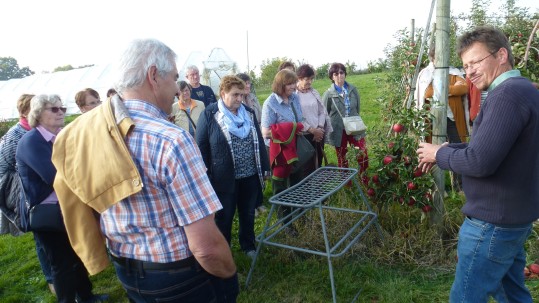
[186, 65, 199, 74]
[28, 94, 62, 127]
[114, 39, 177, 94]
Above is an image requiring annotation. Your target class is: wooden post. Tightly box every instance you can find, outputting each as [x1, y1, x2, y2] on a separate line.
[430, 0, 450, 226]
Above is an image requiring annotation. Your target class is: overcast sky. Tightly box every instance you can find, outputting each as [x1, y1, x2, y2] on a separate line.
[2, 0, 538, 74]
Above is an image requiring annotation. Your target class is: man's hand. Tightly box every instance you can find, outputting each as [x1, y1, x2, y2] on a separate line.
[185, 215, 236, 278]
[416, 142, 447, 173]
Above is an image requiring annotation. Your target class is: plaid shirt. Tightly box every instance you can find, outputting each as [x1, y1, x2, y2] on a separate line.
[101, 99, 222, 263]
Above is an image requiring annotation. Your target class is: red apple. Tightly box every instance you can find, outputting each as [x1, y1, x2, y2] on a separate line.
[413, 168, 424, 178]
[383, 156, 393, 165]
[408, 197, 416, 206]
[424, 192, 433, 201]
[421, 205, 432, 213]
[392, 123, 405, 133]
[388, 142, 395, 149]
[530, 264, 539, 274]
[407, 182, 417, 190]
[372, 175, 380, 184]
[398, 197, 405, 205]
[367, 188, 376, 197]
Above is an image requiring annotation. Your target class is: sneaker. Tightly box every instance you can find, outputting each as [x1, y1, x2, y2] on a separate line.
[245, 250, 257, 260]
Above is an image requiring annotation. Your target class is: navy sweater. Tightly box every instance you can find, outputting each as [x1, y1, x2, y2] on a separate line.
[437, 76, 539, 225]
[15, 129, 55, 207]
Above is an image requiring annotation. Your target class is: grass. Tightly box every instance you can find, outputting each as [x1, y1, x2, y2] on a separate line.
[2, 73, 539, 302]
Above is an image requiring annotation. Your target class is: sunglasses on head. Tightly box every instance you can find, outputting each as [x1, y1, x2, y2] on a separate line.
[46, 106, 67, 113]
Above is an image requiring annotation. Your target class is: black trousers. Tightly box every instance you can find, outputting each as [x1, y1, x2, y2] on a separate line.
[33, 230, 93, 303]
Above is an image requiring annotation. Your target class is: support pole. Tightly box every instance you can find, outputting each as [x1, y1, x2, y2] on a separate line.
[430, 0, 450, 226]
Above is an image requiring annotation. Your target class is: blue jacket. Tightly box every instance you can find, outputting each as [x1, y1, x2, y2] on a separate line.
[16, 129, 55, 207]
[196, 103, 269, 194]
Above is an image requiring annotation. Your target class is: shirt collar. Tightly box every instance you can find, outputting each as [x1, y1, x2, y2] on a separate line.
[487, 69, 521, 92]
[124, 99, 169, 120]
[274, 92, 299, 105]
[36, 125, 59, 143]
[179, 100, 196, 111]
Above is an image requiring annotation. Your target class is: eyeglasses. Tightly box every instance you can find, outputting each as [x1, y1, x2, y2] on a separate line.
[45, 106, 67, 113]
[463, 52, 496, 72]
[85, 100, 102, 107]
[333, 71, 345, 75]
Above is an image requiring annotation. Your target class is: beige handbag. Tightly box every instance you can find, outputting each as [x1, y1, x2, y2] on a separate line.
[331, 98, 366, 136]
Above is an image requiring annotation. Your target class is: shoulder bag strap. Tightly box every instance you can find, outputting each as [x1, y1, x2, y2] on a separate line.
[181, 109, 197, 130]
[331, 97, 345, 118]
[290, 101, 299, 123]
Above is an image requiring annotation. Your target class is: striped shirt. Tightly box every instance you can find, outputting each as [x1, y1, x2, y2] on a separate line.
[101, 99, 222, 263]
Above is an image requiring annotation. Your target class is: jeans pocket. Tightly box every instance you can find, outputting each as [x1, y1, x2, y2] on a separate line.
[488, 225, 531, 263]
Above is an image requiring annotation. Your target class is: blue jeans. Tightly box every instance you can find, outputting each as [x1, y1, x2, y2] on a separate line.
[113, 259, 238, 303]
[215, 174, 260, 252]
[450, 217, 533, 303]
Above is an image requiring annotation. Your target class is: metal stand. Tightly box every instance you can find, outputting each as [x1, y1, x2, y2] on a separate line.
[245, 167, 383, 303]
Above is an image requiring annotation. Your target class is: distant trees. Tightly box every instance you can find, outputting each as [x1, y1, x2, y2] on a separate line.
[0, 57, 34, 80]
[53, 65, 75, 72]
[53, 64, 95, 72]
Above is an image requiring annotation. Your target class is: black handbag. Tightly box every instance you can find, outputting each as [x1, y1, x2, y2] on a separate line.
[29, 203, 65, 232]
[290, 104, 315, 174]
[292, 134, 315, 174]
[0, 169, 19, 224]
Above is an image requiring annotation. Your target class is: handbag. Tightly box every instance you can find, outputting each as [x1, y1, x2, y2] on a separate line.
[290, 103, 315, 174]
[293, 134, 315, 174]
[342, 116, 367, 136]
[0, 169, 19, 225]
[331, 98, 367, 136]
[29, 203, 65, 232]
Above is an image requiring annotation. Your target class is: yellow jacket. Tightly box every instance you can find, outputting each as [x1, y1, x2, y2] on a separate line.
[52, 95, 143, 275]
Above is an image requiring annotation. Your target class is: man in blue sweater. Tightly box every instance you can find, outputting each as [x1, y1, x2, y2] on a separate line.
[185, 65, 217, 107]
[417, 26, 539, 302]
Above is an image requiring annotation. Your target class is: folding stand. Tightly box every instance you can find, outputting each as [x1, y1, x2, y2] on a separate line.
[245, 166, 383, 303]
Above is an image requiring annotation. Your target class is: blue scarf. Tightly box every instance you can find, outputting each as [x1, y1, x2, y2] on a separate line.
[334, 82, 350, 116]
[218, 99, 251, 139]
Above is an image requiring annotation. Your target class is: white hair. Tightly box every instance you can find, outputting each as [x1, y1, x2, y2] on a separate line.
[186, 65, 199, 73]
[28, 94, 62, 127]
[114, 39, 177, 94]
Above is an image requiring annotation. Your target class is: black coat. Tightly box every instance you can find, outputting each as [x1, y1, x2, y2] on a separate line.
[196, 103, 269, 193]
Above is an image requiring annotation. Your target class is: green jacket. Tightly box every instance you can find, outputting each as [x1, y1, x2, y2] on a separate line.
[322, 82, 362, 147]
